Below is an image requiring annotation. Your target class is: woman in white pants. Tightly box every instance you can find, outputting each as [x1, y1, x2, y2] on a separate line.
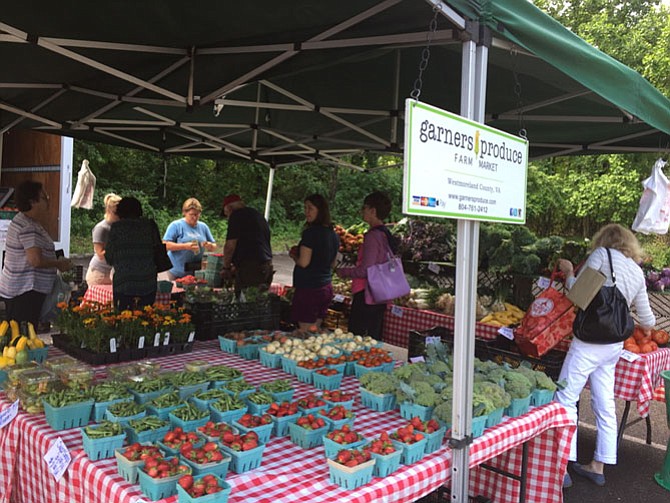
[557, 224, 655, 488]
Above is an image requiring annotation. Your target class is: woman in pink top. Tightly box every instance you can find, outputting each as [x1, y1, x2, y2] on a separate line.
[336, 191, 395, 339]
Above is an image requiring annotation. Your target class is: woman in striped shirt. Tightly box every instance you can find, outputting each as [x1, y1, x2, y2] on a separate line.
[0, 181, 72, 326]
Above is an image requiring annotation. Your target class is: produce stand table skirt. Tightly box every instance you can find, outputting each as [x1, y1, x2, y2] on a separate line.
[0, 341, 574, 503]
[82, 283, 183, 305]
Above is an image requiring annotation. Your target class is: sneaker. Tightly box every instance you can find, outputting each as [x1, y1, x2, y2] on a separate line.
[572, 463, 606, 486]
[563, 473, 573, 489]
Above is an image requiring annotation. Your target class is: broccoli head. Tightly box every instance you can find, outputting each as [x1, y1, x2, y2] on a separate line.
[432, 400, 452, 425]
[473, 382, 499, 416]
[534, 371, 557, 392]
[359, 371, 399, 395]
[503, 371, 532, 399]
[515, 366, 538, 388]
[477, 381, 511, 410]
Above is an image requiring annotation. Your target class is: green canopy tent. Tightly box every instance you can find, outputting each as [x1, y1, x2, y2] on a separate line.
[2, 1, 670, 501]
[0, 0, 668, 167]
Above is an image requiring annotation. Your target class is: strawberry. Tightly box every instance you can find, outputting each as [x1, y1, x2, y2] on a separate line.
[178, 475, 194, 490]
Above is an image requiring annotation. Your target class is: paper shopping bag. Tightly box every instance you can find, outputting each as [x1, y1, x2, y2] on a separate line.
[514, 278, 575, 358]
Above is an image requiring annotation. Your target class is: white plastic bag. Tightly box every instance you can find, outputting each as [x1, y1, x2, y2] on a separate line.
[631, 158, 670, 235]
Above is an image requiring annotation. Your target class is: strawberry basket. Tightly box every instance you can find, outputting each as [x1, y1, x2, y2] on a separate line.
[359, 388, 396, 412]
[176, 474, 232, 503]
[269, 411, 302, 437]
[323, 434, 367, 458]
[81, 423, 126, 460]
[288, 421, 329, 449]
[371, 448, 403, 477]
[320, 391, 355, 410]
[220, 443, 265, 473]
[137, 457, 191, 501]
[391, 437, 427, 465]
[423, 425, 447, 454]
[114, 444, 164, 484]
[233, 419, 273, 444]
[399, 402, 434, 421]
[312, 371, 343, 391]
[326, 456, 376, 490]
[181, 452, 231, 478]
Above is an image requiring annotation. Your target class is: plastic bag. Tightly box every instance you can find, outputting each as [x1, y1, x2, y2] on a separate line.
[631, 158, 670, 234]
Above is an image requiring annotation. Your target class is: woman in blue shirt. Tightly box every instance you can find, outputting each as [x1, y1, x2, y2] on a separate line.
[162, 198, 217, 280]
[290, 194, 340, 330]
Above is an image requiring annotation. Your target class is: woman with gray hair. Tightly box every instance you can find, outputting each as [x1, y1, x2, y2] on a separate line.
[557, 223, 655, 488]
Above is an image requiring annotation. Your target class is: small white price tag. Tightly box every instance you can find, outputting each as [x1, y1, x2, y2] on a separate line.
[498, 327, 515, 340]
[409, 356, 426, 363]
[0, 400, 19, 428]
[536, 276, 551, 290]
[163, 332, 171, 346]
[620, 350, 641, 362]
[154, 333, 161, 347]
[391, 305, 403, 317]
[425, 336, 441, 346]
[109, 338, 117, 353]
[44, 437, 71, 482]
[138, 336, 145, 349]
[427, 262, 441, 274]
[188, 331, 195, 342]
[333, 294, 345, 303]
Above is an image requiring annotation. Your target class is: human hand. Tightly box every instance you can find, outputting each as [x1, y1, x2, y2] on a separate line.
[557, 258, 574, 277]
[187, 240, 200, 253]
[289, 245, 299, 259]
[203, 241, 217, 252]
[56, 258, 73, 272]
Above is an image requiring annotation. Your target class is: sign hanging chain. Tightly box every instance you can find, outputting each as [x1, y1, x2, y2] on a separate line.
[410, 7, 440, 100]
[510, 46, 528, 140]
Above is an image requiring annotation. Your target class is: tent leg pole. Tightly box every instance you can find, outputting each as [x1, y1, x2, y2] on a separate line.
[264, 166, 275, 221]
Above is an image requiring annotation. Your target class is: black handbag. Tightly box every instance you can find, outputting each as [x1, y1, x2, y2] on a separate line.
[572, 248, 634, 344]
[151, 220, 173, 273]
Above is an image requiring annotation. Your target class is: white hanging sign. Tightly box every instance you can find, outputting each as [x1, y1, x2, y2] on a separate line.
[0, 400, 19, 428]
[403, 99, 528, 223]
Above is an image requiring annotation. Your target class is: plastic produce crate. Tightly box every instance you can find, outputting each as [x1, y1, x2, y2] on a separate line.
[423, 426, 447, 454]
[371, 448, 403, 477]
[182, 454, 231, 478]
[294, 365, 313, 384]
[288, 422, 328, 449]
[472, 415, 488, 438]
[137, 460, 188, 501]
[323, 435, 367, 458]
[312, 371, 343, 391]
[530, 388, 555, 407]
[270, 412, 301, 437]
[176, 474, 232, 503]
[92, 397, 134, 422]
[485, 408, 504, 429]
[505, 395, 531, 418]
[326, 457, 375, 490]
[43, 399, 94, 430]
[258, 348, 282, 369]
[233, 420, 273, 444]
[399, 402, 434, 421]
[220, 443, 265, 473]
[391, 438, 427, 465]
[359, 388, 396, 412]
[81, 426, 126, 461]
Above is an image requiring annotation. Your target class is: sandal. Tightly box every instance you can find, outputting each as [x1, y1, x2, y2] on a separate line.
[572, 463, 606, 486]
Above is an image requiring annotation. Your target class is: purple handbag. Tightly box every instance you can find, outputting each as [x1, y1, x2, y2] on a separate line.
[365, 253, 411, 304]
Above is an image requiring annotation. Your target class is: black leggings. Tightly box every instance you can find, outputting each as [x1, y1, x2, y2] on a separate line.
[347, 291, 386, 340]
[4, 290, 47, 327]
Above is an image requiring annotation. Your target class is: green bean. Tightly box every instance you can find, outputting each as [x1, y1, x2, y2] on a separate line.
[127, 378, 167, 393]
[91, 382, 132, 402]
[128, 416, 168, 432]
[205, 365, 243, 381]
[193, 389, 229, 401]
[210, 395, 246, 412]
[43, 389, 92, 408]
[171, 403, 208, 421]
[169, 371, 209, 387]
[260, 379, 292, 393]
[225, 380, 254, 393]
[107, 401, 145, 417]
[149, 391, 182, 408]
[246, 391, 273, 404]
[84, 420, 122, 438]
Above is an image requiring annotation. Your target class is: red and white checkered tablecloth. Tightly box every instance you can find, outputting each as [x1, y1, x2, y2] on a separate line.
[0, 341, 574, 503]
[82, 284, 178, 306]
[613, 347, 670, 417]
[82, 283, 288, 307]
[383, 305, 500, 348]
